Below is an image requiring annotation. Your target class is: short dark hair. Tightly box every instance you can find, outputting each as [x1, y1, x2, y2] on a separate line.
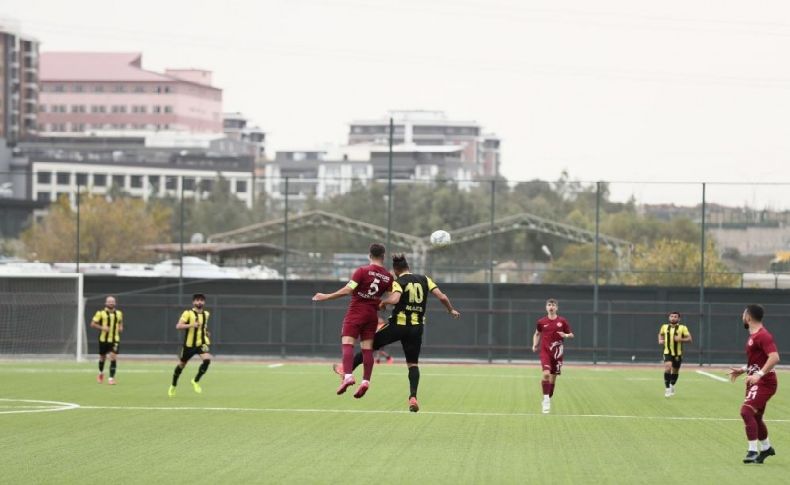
[369, 243, 386, 259]
[669, 311, 681, 317]
[546, 298, 558, 305]
[745, 304, 764, 322]
[192, 293, 206, 301]
[392, 253, 409, 271]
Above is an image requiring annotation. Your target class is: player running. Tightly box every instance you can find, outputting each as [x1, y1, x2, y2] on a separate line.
[313, 243, 393, 398]
[89, 295, 123, 385]
[532, 298, 574, 414]
[336, 253, 460, 412]
[168, 293, 213, 397]
[657, 311, 692, 397]
[728, 304, 780, 464]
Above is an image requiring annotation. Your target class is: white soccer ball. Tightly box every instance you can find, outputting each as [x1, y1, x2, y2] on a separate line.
[430, 230, 451, 247]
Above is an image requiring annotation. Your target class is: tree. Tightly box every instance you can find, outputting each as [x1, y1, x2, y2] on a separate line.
[21, 194, 171, 262]
[626, 239, 739, 287]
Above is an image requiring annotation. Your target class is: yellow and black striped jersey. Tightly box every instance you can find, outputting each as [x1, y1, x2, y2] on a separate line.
[659, 323, 690, 356]
[389, 273, 438, 326]
[181, 309, 211, 348]
[92, 309, 123, 343]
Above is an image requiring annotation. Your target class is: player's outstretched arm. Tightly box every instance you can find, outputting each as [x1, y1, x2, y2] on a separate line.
[312, 285, 354, 302]
[431, 288, 460, 318]
[558, 332, 575, 339]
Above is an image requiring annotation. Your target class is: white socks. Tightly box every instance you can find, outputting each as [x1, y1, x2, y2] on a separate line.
[761, 438, 771, 450]
[748, 441, 758, 452]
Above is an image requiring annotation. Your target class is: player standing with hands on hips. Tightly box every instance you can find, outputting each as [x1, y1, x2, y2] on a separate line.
[728, 304, 780, 464]
[532, 298, 574, 414]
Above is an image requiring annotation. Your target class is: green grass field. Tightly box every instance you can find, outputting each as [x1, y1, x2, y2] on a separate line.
[1, 360, 788, 484]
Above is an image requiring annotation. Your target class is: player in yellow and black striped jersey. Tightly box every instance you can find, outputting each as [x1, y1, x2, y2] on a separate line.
[341, 253, 460, 412]
[168, 293, 213, 397]
[89, 295, 123, 385]
[657, 311, 693, 397]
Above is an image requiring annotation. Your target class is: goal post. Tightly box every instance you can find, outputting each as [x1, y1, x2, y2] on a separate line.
[0, 272, 86, 361]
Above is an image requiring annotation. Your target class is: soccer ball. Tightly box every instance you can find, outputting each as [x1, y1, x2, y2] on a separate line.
[430, 230, 451, 247]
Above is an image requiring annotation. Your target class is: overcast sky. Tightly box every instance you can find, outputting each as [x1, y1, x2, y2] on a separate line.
[5, 0, 790, 207]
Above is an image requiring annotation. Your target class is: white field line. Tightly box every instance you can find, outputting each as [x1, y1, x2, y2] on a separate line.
[72, 404, 790, 423]
[696, 370, 729, 382]
[0, 398, 80, 415]
[268, 363, 284, 368]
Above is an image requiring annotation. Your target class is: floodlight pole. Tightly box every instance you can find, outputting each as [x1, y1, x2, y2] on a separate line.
[281, 177, 289, 359]
[487, 179, 495, 363]
[179, 177, 185, 305]
[698, 182, 706, 366]
[386, 117, 394, 251]
[593, 182, 600, 365]
[75, 184, 80, 273]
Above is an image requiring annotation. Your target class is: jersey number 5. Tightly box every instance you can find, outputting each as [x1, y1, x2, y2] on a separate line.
[367, 278, 380, 296]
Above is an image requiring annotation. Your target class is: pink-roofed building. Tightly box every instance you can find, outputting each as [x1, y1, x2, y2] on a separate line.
[37, 52, 222, 134]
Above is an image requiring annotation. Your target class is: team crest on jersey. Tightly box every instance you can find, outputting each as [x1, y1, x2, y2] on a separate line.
[556, 322, 562, 327]
[748, 339, 754, 346]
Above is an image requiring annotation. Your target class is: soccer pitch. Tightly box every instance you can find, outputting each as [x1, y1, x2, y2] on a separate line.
[1, 361, 787, 484]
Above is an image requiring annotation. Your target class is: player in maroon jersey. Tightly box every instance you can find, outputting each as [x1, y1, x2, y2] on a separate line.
[728, 304, 780, 464]
[312, 243, 394, 398]
[532, 298, 574, 414]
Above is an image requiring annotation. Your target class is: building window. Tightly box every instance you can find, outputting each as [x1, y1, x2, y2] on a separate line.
[94, 85, 104, 93]
[111, 105, 127, 113]
[37, 172, 51, 184]
[93, 174, 107, 187]
[153, 105, 161, 114]
[73, 85, 84, 93]
[133, 85, 145, 93]
[200, 179, 213, 192]
[36, 192, 51, 202]
[130, 175, 143, 188]
[164, 86, 171, 93]
[165, 176, 177, 190]
[183, 177, 196, 191]
[112, 175, 126, 188]
[164, 106, 173, 113]
[76, 173, 88, 185]
[56, 172, 71, 185]
[71, 105, 86, 113]
[71, 123, 85, 132]
[235, 180, 247, 193]
[39, 104, 47, 113]
[91, 105, 106, 114]
[54, 85, 65, 92]
[148, 175, 160, 188]
[112, 85, 126, 93]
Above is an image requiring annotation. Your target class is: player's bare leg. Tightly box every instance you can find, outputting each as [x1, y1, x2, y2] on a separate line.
[354, 338, 374, 398]
[337, 336, 357, 394]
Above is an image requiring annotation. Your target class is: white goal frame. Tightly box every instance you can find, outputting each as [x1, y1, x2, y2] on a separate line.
[0, 272, 86, 361]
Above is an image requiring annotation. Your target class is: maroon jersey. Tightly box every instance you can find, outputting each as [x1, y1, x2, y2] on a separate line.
[344, 264, 393, 321]
[537, 316, 572, 359]
[746, 327, 779, 386]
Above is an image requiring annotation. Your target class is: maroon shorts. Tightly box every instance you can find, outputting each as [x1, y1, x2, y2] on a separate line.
[744, 380, 777, 411]
[540, 352, 563, 375]
[342, 307, 378, 341]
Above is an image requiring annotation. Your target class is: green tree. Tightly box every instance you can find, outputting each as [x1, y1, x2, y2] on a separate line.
[22, 194, 171, 262]
[626, 239, 739, 287]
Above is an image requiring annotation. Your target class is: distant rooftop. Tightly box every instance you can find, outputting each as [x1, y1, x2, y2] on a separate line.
[350, 110, 479, 126]
[40, 52, 217, 87]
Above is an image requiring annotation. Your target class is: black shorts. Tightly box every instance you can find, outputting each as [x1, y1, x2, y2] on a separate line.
[373, 322, 423, 364]
[98, 341, 119, 355]
[663, 354, 682, 369]
[180, 345, 210, 362]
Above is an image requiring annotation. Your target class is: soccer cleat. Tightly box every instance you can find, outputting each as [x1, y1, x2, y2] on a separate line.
[409, 397, 420, 412]
[743, 451, 759, 463]
[541, 397, 551, 414]
[353, 380, 370, 399]
[755, 447, 776, 464]
[97, 373, 104, 383]
[337, 375, 355, 395]
[108, 377, 116, 385]
[664, 388, 672, 397]
[191, 379, 202, 394]
[168, 385, 176, 397]
[669, 385, 675, 396]
[386, 356, 394, 364]
[332, 363, 344, 376]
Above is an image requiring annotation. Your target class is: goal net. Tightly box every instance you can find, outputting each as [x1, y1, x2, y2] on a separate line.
[0, 273, 86, 360]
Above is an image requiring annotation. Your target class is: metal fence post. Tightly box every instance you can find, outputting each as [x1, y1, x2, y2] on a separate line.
[698, 182, 706, 366]
[593, 181, 601, 364]
[281, 176, 289, 359]
[487, 179, 495, 363]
